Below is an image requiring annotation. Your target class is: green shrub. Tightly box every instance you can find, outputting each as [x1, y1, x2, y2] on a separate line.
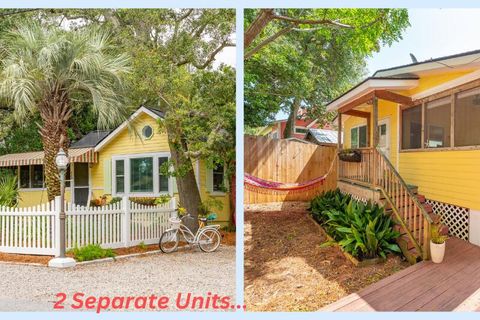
[0, 171, 19, 207]
[69, 244, 116, 262]
[310, 191, 401, 260]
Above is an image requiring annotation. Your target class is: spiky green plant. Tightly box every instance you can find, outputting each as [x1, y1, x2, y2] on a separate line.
[0, 171, 19, 207]
[0, 23, 131, 201]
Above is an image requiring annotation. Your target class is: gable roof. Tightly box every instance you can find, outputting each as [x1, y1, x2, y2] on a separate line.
[326, 49, 480, 111]
[94, 106, 163, 152]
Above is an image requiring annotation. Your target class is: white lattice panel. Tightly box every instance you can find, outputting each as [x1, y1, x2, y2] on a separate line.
[426, 199, 469, 241]
[340, 191, 368, 204]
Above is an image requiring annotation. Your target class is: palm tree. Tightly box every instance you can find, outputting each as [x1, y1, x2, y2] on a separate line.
[0, 23, 131, 201]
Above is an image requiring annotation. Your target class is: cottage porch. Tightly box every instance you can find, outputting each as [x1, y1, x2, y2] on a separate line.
[321, 237, 480, 311]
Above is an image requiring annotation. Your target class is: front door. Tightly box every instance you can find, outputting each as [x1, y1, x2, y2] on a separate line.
[378, 118, 390, 158]
[73, 163, 89, 206]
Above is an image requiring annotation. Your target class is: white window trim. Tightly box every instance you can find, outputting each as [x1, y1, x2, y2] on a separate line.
[350, 123, 368, 149]
[294, 126, 308, 134]
[210, 165, 227, 196]
[112, 152, 172, 197]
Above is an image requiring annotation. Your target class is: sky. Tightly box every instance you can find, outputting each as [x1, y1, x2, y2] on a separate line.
[276, 8, 480, 120]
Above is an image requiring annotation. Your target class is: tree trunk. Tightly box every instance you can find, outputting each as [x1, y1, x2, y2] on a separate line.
[166, 126, 202, 233]
[244, 9, 275, 49]
[284, 97, 300, 139]
[39, 115, 69, 202]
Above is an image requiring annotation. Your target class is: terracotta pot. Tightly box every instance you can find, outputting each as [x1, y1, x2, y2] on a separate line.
[430, 240, 446, 263]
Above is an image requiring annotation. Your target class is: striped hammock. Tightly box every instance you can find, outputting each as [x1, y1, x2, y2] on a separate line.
[244, 155, 337, 195]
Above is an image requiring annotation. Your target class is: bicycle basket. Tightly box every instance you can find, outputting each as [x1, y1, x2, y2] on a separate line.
[169, 217, 181, 230]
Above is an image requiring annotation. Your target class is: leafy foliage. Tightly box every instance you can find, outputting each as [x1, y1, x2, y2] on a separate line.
[69, 244, 116, 262]
[310, 189, 401, 260]
[431, 223, 448, 244]
[244, 9, 410, 133]
[0, 170, 19, 207]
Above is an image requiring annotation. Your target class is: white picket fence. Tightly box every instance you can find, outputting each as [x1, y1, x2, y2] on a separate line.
[0, 196, 177, 256]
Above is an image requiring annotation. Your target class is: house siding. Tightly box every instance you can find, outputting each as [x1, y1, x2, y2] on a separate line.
[16, 111, 231, 226]
[342, 68, 480, 212]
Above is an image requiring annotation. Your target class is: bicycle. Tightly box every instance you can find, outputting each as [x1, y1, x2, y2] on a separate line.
[159, 213, 221, 253]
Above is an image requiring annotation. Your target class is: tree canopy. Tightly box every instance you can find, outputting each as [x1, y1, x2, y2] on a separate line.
[244, 9, 410, 136]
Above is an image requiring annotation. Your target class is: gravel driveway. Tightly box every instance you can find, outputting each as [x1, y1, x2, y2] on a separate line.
[0, 246, 235, 312]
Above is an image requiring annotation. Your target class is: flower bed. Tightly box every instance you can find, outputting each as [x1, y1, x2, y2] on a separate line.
[309, 189, 401, 264]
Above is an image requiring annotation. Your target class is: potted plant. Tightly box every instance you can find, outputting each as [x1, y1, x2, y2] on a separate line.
[430, 223, 448, 263]
[338, 149, 362, 162]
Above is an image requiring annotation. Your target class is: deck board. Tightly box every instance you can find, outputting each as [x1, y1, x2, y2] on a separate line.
[321, 238, 480, 312]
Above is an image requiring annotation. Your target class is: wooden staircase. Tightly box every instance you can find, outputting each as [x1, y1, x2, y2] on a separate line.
[373, 148, 449, 264]
[338, 147, 449, 263]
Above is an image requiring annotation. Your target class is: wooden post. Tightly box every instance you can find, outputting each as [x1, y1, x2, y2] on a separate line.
[337, 112, 342, 150]
[372, 96, 379, 147]
[372, 96, 378, 187]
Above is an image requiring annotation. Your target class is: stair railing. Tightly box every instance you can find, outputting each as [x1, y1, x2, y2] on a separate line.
[373, 147, 433, 259]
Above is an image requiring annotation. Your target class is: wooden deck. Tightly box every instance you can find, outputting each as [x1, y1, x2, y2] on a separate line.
[321, 237, 480, 311]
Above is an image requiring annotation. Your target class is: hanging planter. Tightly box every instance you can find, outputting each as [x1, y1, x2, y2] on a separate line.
[339, 149, 362, 162]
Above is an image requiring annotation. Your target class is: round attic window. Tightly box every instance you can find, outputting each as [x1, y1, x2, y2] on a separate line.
[142, 125, 154, 140]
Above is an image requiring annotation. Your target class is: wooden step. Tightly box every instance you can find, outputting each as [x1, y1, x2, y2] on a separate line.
[396, 235, 422, 264]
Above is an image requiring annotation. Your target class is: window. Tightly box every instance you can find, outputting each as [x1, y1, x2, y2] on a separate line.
[350, 125, 367, 148]
[158, 157, 169, 192]
[294, 127, 307, 134]
[213, 164, 225, 192]
[455, 87, 480, 147]
[425, 97, 451, 148]
[19, 165, 44, 189]
[402, 105, 422, 149]
[112, 153, 170, 196]
[130, 157, 154, 192]
[142, 125, 154, 139]
[115, 160, 125, 193]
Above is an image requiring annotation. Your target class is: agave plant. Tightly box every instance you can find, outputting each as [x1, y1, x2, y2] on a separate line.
[0, 172, 19, 207]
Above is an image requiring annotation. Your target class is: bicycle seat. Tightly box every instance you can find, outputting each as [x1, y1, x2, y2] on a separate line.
[198, 217, 208, 223]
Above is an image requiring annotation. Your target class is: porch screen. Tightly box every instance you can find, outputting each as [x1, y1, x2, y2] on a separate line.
[130, 157, 153, 192]
[402, 105, 422, 149]
[455, 87, 480, 146]
[425, 97, 451, 148]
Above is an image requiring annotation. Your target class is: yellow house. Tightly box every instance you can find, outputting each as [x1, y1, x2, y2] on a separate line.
[0, 106, 231, 226]
[326, 50, 480, 261]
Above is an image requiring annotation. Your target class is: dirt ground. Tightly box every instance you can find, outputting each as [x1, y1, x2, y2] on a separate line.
[244, 209, 409, 312]
[0, 231, 235, 265]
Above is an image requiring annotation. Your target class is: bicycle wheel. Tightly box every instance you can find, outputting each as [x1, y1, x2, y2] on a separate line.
[198, 229, 221, 252]
[159, 229, 179, 253]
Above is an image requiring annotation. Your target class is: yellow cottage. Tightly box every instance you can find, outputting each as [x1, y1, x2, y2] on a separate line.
[326, 50, 480, 260]
[0, 106, 231, 226]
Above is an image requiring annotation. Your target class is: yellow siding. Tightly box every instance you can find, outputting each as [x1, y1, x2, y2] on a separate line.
[18, 111, 231, 225]
[399, 151, 480, 209]
[19, 189, 72, 207]
[343, 68, 480, 210]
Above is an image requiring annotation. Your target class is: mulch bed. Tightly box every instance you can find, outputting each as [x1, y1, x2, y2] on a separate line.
[0, 231, 235, 266]
[244, 209, 409, 312]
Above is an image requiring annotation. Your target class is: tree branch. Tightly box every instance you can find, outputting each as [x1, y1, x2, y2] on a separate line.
[272, 15, 354, 29]
[245, 26, 292, 60]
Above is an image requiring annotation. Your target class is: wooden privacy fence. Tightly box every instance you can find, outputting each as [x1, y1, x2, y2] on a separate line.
[244, 135, 337, 204]
[0, 197, 177, 256]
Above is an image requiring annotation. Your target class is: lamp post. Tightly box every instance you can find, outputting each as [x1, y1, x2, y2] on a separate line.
[48, 147, 76, 268]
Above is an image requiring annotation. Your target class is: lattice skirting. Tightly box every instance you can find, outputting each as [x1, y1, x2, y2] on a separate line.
[426, 199, 470, 241]
[340, 190, 368, 204]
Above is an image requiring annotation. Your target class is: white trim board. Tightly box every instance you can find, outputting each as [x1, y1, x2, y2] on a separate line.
[412, 69, 480, 100]
[94, 107, 162, 152]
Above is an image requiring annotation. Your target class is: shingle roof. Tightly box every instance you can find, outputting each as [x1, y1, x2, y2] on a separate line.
[71, 130, 111, 149]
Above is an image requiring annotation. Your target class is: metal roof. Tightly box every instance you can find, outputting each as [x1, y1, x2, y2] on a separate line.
[306, 128, 340, 145]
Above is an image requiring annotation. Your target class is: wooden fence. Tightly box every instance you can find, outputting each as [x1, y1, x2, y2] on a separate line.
[244, 135, 337, 204]
[0, 197, 177, 256]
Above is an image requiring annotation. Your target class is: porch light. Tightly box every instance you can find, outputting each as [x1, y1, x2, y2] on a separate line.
[55, 148, 69, 170]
